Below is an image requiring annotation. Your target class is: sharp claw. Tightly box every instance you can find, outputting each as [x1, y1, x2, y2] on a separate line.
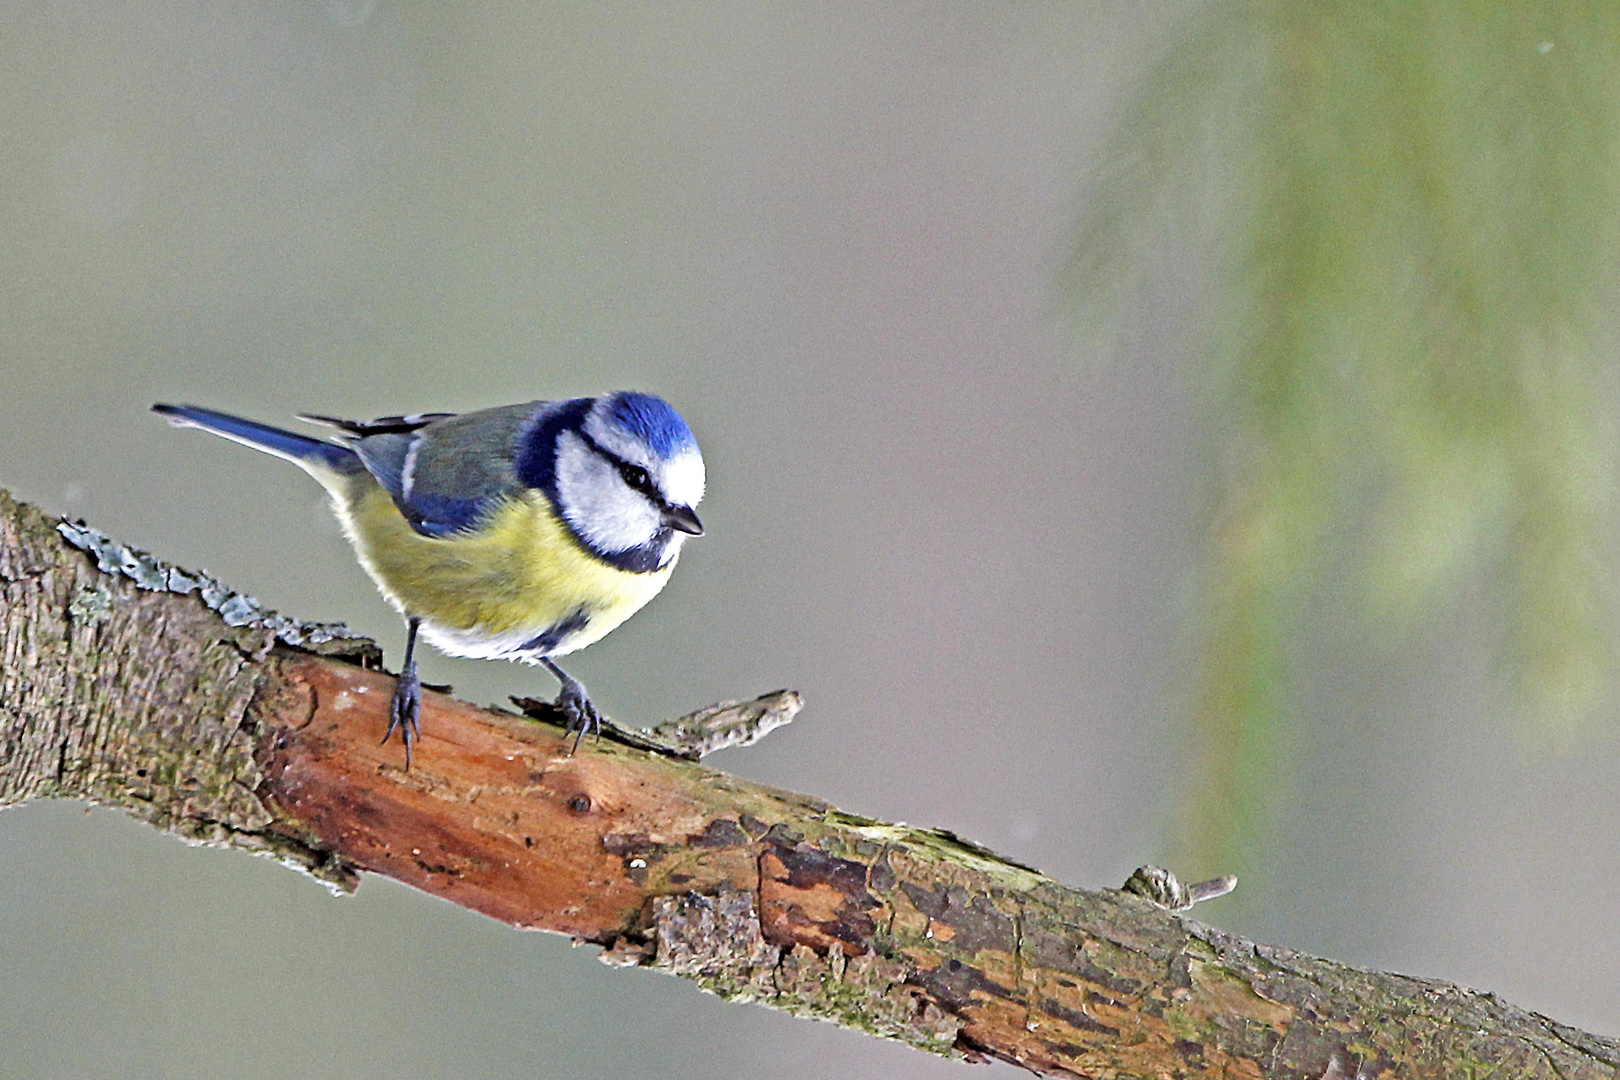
[556, 683, 600, 756]
[538, 658, 600, 756]
[385, 661, 422, 769]
[382, 617, 425, 769]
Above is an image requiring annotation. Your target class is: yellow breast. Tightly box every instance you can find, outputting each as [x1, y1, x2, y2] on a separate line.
[332, 480, 674, 658]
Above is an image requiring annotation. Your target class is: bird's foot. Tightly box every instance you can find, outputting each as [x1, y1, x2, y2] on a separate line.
[554, 675, 601, 756]
[383, 658, 422, 768]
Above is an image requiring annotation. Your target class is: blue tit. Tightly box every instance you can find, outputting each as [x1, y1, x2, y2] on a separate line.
[152, 394, 705, 766]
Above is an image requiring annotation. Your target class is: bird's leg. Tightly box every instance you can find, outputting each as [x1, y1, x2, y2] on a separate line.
[540, 657, 600, 755]
[384, 616, 423, 768]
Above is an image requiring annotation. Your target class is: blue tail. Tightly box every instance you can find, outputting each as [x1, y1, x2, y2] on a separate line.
[152, 404, 360, 476]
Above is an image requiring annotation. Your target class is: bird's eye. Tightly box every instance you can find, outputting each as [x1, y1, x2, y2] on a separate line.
[619, 463, 652, 492]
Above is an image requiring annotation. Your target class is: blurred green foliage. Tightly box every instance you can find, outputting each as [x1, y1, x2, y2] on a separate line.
[1072, 2, 1620, 876]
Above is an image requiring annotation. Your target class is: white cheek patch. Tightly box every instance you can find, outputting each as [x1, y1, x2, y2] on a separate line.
[554, 431, 661, 554]
[657, 450, 706, 510]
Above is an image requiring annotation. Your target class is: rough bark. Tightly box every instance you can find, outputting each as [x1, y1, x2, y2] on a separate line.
[1, 487, 1616, 1079]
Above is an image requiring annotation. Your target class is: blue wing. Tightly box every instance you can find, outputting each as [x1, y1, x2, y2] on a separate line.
[319, 402, 571, 538]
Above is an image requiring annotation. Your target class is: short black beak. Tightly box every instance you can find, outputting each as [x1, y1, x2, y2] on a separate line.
[664, 504, 704, 536]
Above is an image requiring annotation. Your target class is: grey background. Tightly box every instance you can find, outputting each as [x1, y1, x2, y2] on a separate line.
[2, 3, 1617, 1078]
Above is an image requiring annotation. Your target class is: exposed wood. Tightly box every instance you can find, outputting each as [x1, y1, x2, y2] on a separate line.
[2, 487, 1617, 1078]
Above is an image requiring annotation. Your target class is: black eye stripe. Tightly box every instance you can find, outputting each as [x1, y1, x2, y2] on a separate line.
[575, 427, 663, 504]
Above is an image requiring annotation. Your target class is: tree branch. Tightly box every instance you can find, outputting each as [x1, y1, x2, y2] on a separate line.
[2, 487, 1615, 1078]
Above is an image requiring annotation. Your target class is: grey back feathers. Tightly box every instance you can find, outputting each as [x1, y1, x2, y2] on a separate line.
[348, 404, 536, 538]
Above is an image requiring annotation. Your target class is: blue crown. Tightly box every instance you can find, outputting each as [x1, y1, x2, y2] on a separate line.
[606, 392, 698, 458]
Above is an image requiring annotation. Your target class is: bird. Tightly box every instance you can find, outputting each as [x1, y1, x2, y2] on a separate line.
[152, 394, 705, 767]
